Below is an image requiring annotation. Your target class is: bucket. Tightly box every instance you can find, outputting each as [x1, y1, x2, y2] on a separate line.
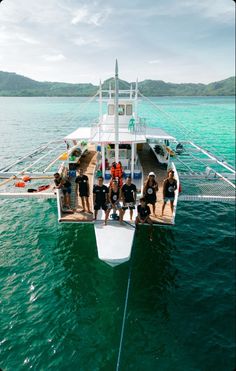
[105, 170, 111, 180]
[124, 170, 131, 178]
[133, 170, 141, 179]
[69, 170, 76, 177]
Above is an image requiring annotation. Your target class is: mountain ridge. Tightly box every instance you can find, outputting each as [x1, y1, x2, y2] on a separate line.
[0, 71, 234, 96]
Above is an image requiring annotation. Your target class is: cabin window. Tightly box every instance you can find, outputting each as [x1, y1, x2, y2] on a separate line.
[126, 104, 133, 115]
[108, 104, 114, 115]
[118, 105, 125, 115]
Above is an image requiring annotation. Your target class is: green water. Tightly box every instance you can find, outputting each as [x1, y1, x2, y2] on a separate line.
[0, 97, 235, 370]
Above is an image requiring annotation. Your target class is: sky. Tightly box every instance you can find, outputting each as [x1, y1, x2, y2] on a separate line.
[0, 0, 235, 84]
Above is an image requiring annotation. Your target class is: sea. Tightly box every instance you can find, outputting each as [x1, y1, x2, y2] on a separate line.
[0, 96, 235, 371]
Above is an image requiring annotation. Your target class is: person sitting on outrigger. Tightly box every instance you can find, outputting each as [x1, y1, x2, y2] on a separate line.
[121, 176, 137, 221]
[54, 173, 72, 210]
[75, 168, 92, 214]
[143, 171, 158, 216]
[105, 180, 123, 225]
[161, 169, 177, 216]
[135, 197, 153, 241]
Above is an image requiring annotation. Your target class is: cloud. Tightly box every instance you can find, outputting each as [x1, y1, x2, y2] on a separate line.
[0, 26, 40, 46]
[148, 60, 160, 64]
[0, 0, 234, 84]
[16, 34, 40, 45]
[73, 36, 87, 46]
[71, 7, 88, 25]
[71, 5, 111, 26]
[43, 54, 66, 62]
[181, 0, 234, 22]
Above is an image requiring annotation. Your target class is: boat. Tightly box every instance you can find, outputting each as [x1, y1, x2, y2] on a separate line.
[0, 61, 235, 267]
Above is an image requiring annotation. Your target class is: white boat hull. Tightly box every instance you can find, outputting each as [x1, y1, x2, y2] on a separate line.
[94, 221, 135, 267]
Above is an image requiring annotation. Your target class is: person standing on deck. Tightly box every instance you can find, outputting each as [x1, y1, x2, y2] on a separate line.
[135, 197, 153, 241]
[121, 176, 137, 221]
[93, 176, 109, 221]
[143, 172, 158, 216]
[161, 169, 177, 216]
[105, 180, 123, 225]
[75, 168, 92, 214]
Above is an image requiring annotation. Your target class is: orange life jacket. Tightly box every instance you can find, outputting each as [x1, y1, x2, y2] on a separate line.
[115, 162, 123, 178]
[110, 165, 116, 177]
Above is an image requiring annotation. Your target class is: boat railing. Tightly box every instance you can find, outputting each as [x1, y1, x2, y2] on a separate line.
[134, 117, 146, 135]
[90, 121, 101, 139]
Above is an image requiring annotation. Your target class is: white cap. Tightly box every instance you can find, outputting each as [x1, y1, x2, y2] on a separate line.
[148, 171, 155, 176]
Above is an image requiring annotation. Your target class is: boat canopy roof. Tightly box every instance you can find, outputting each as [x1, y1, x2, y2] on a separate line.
[65, 127, 91, 141]
[145, 127, 175, 140]
[91, 130, 146, 144]
[65, 126, 175, 143]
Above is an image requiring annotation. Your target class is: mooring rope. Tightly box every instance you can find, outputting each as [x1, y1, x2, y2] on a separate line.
[116, 222, 136, 371]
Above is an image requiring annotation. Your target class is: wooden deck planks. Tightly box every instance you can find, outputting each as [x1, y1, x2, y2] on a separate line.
[60, 146, 97, 222]
[137, 143, 173, 225]
[60, 143, 174, 225]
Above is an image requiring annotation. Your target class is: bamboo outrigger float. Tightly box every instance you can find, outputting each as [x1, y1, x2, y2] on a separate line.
[0, 61, 235, 266]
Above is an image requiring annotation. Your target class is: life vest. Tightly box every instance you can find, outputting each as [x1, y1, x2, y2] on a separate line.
[15, 182, 25, 188]
[115, 162, 123, 178]
[22, 176, 31, 182]
[110, 165, 116, 177]
[110, 162, 123, 181]
[38, 185, 50, 192]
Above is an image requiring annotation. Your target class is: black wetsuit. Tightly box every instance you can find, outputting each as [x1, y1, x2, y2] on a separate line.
[75, 175, 89, 197]
[163, 179, 177, 199]
[110, 189, 119, 204]
[93, 184, 109, 210]
[122, 183, 136, 203]
[137, 205, 151, 220]
[54, 177, 62, 187]
[144, 183, 158, 204]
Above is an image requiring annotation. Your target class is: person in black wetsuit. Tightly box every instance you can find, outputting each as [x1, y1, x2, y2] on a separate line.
[121, 176, 137, 221]
[93, 176, 109, 221]
[143, 172, 159, 216]
[75, 168, 92, 214]
[135, 197, 153, 241]
[161, 169, 177, 216]
[54, 172, 72, 209]
[105, 180, 123, 224]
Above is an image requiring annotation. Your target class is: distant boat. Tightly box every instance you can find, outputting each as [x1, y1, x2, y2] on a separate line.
[0, 61, 235, 267]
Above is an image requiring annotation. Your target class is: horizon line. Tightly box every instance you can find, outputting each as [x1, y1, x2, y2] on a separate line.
[0, 70, 235, 86]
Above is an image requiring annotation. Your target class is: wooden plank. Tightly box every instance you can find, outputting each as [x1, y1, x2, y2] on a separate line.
[60, 146, 97, 222]
[137, 143, 173, 225]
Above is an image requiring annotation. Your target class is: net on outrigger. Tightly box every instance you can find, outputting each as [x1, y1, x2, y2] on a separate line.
[138, 93, 235, 203]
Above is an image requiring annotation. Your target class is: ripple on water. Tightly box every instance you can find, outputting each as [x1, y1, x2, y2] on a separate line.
[0, 97, 235, 370]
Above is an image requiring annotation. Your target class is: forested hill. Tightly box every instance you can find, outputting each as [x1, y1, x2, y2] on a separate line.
[0, 71, 234, 96]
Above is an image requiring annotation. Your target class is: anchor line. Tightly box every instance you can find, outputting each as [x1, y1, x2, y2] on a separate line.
[116, 227, 136, 371]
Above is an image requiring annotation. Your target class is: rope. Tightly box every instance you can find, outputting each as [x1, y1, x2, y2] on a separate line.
[139, 92, 234, 163]
[116, 223, 136, 371]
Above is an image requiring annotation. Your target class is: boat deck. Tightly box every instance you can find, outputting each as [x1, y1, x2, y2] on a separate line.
[60, 143, 174, 225]
[60, 146, 97, 222]
[138, 143, 173, 225]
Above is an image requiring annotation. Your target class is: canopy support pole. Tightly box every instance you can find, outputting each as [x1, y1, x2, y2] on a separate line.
[101, 144, 105, 179]
[114, 60, 119, 163]
[131, 143, 135, 178]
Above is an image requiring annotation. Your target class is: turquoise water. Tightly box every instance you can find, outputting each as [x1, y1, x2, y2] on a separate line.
[0, 97, 235, 370]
